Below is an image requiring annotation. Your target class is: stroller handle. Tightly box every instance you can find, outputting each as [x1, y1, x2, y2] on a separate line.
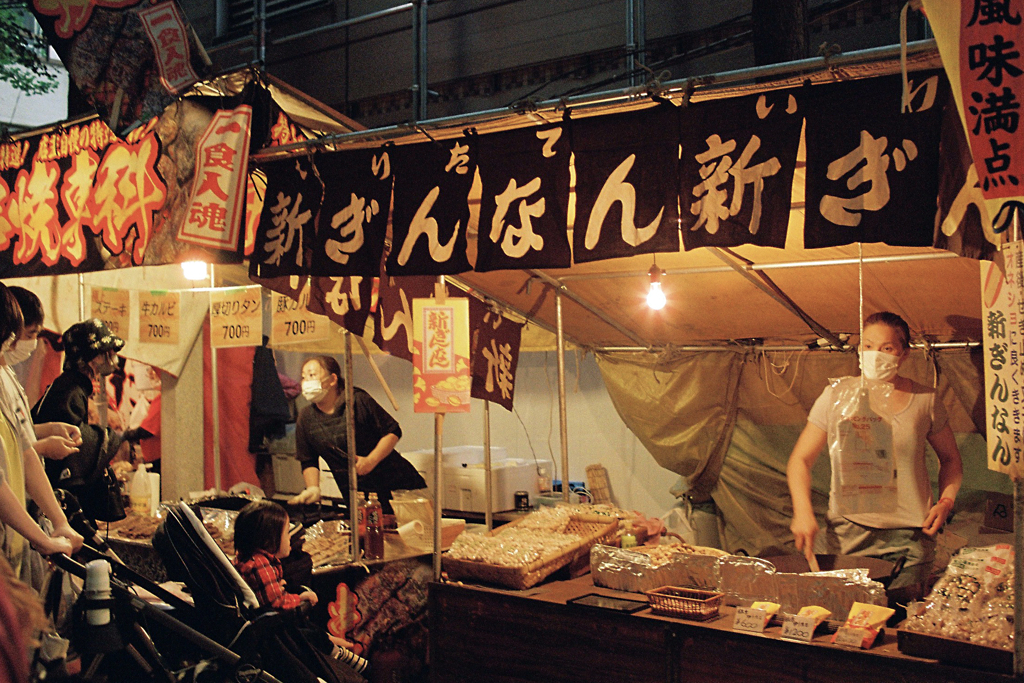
[48, 554, 286, 683]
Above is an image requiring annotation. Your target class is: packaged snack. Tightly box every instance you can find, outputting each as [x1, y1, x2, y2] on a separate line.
[797, 605, 832, 627]
[831, 602, 894, 648]
[750, 601, 781, 627]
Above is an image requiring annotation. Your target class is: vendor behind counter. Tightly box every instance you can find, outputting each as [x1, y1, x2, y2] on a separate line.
[289, 356, 426, 515]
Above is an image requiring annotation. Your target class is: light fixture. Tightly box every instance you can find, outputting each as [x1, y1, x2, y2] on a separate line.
[181, 260, 208, 281]
[646, 264, 666, 310]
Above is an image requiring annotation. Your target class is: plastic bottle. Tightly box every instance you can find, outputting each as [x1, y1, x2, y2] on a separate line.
[620, 520, 637, 549]
[130, 464, 152, 516]
[365, 493, 384, 560]
[356, 492, 367, 550]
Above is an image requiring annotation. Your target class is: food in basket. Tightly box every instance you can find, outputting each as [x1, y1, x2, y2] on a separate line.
[302, 520, 352, 567]
[446, 527, 582, 567]
[627, 543, 728, 567]
[644, 586, 723, 621]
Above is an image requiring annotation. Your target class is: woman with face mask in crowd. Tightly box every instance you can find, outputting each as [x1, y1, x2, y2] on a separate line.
[32, 319, 127, 523]
[288, 355, 426, 515]
[786, 311, 963, 593]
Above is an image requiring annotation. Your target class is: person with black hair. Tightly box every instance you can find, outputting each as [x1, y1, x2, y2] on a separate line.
[289, 356, 425, 514]
[233, 499, 317, 610]
[787, 311, 963, 592]
[0, 284, 78, 581]
[33, 319, 127, 522]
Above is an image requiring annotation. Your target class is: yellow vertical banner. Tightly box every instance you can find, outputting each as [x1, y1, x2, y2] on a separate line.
[90, 287, 130, 338]
[210, 286, 263, 348]
[412, 297, 470, 413]
[138, 291, 181, 345]
[270, 290, 330, 345]
[981, 242, 1024, 478]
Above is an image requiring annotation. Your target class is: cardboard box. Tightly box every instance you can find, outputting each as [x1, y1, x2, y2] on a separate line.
[404, 448, 550, 512]
[984, 492, 1013, 532]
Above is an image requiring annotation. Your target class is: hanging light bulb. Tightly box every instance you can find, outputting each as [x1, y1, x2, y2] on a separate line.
[646, 264, 666, 310]
[181, 260, 209, 281]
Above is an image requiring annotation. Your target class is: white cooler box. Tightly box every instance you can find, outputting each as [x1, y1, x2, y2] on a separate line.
[405, 448, 549, 513]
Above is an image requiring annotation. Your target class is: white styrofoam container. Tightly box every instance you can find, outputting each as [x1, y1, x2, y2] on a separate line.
[404, 448, 551, 513]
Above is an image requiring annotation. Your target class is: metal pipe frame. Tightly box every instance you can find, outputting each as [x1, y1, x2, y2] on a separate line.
[210, 265, 222, 493]
[555, 293, 570, 502]
[413, 0, 429, 122]
[557, 251, 960, 281]
[273, 3, 415, 46]
[483, 400, 493, 531]
[250, 39, 938, 162]
[433, 274, 445, 580]
[528, 269, 647, 347]
[595, 341, 981, 353]
[344, 329, 360, 561]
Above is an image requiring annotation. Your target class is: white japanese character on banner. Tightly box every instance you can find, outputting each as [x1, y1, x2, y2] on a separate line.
[819, 130, 919, 227]
[382, 283, 413, 354]
[396, 187, 459, 265]
[326, 277, 364, 316]
[490, 177, 546, 258]
[372, 152, 391, 179]
[446, 143, 470, 174]
[536, 128, 562, 157]
[264, 192, 309, 266]
[690, 134, 780, 235]
[482, 339, 514, 399]
[585, 154, 662, 249]
[327, 193, 378, 264]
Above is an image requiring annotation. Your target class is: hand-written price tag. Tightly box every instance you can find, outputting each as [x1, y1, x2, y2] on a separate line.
[270, 291, 329, 345]
[780, 615, 817, 642]
[732, 607, 768, 634]
[90, 288, 130, 337]
[138, 291, 180, 345]
[210, 287, 262, 348]
[833, 626, 869, 648]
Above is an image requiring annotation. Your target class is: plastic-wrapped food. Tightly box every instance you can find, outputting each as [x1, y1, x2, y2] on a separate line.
[903, 544, 1014, 650]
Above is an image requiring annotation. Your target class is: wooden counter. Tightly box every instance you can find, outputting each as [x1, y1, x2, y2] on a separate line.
[428, 576, 1012, 683]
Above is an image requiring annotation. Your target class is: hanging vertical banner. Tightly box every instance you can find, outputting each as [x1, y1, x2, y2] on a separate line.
[307, 276, 377, 338]
[469, 296, 522, 411]
[312, 148, 393, 277]
[922, 0, 1024, 234]
[572, 105, 680, 263]
[210, 286, 263, 348]
[250, 156, 323, 278]
[138, 291, 180, 345]
[90, 287, 130, 338]
[804, 72, 947, 248]
[475, 124, 571, 271]
[981, 242, 1024, 478]
[679, 89, 803, 250]
[138, 1, 200, 95]
[378, 276, 437, 361]
[388, 139, 475, 275]
[178, 105, 253, 251]
[412, 297, 470, 413]
[270, 289, 330, 345]
[27, 0, 208, 136]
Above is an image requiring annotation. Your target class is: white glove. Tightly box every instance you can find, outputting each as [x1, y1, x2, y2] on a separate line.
[289, 486, 321, 505]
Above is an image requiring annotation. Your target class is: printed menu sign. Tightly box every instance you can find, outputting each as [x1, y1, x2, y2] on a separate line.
[981, 242, 1024, 479]
[412, 297, 470, 413]
[138, 291, 180, 345]
[90, 287, 130, 337]
[270, 290, 330, 345]
[210, 287, 262, 348]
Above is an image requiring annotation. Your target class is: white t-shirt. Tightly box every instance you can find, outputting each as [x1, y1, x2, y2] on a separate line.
[0, 365, 35, 454]
[808, 377, 948, 529]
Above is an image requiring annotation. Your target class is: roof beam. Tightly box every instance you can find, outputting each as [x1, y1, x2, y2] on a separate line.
[527, 270, 650, 347]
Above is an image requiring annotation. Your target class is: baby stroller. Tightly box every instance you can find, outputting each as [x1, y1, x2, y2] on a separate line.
[49, 501, 363, 683]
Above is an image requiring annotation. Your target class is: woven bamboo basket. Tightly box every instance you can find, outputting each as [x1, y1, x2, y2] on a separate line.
[443, 514, 619, 590]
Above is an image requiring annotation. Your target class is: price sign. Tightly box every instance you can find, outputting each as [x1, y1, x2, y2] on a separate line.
[90, 288, 130, 337]
[138, 291, 180, 345]
[780, 615, 817, 642]
[210, 287, 262, 348]
[732, 607, 768, 634]
[270, 291, 329, 345]
[833, 627, 869, 648]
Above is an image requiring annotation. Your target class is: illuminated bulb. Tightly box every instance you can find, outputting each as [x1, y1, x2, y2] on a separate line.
[646, 265, 666, 310]
[181, 260, 208, 281]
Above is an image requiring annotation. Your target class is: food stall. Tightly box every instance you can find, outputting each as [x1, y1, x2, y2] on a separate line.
[2, 1, 1021, 679]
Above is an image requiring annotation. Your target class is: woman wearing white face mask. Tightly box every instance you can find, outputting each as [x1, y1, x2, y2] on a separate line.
[288, 355, 426, 514]
[786, 312, 963, 593]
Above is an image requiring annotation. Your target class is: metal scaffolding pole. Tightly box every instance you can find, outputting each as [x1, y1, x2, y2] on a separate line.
[433, 275, 445, 579]
[344, 330, 360, 562]
[555, 292, 570, 502]
[412, 0, 429, 122]
[209, 265, 222, 493]
[484, 400, 493, 531]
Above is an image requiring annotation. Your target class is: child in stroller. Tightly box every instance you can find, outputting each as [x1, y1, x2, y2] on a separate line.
[233, 500, 317, 612]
